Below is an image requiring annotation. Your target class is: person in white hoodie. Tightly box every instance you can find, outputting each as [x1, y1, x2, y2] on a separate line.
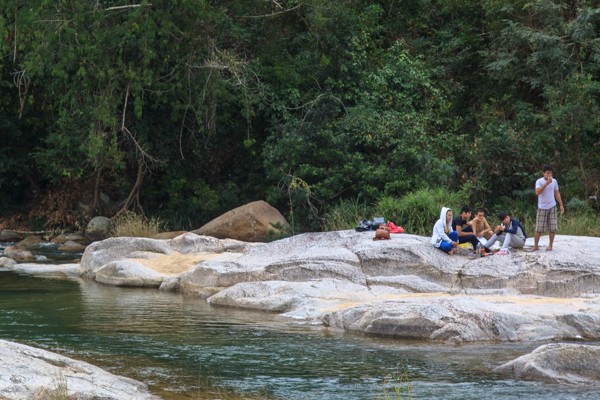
[431, 207, 459, 254]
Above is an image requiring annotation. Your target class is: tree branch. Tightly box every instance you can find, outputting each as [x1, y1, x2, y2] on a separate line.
[239, 4, 302, 19]
[104, 4, 151, 11]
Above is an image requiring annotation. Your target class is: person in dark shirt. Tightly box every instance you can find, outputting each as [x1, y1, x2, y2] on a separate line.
[485, 211, 528, 255]
[451, 205, 480, 251]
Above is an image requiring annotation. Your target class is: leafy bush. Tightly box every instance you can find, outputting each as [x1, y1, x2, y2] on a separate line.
[111, 212, 163, 238]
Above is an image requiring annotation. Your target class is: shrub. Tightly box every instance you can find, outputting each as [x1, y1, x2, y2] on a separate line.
[111, 212, 163, 238]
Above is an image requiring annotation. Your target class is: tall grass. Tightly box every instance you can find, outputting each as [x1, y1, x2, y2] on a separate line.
[322, 196, 371, 231]
[50, 371, 70, 400]
[374, 188, 465, 235]
[377, 370, 413, 400]
[322, 189, 600, 237]
[111, 211, 163, 238]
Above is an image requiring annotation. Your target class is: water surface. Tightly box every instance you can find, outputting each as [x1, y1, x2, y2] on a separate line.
[0, 271, 598, 399]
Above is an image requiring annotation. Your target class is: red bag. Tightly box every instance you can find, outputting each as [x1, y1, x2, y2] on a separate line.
[386, 221, 405, 234]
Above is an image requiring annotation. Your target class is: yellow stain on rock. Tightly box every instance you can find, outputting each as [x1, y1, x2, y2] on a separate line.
[321, 292, 591, 313]
[131, 252, 243, 276]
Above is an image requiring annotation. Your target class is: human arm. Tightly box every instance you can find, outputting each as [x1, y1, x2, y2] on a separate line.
[555, 189, 565, 214]
[535, 177, 552, 196]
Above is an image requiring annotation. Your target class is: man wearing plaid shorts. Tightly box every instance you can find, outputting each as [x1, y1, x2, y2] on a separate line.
[533, 164, 565, 251]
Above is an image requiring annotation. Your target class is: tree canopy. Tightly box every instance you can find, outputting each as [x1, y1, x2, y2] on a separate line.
[1, 0, 599, 231]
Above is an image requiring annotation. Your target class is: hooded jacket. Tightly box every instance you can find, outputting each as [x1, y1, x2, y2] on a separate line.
[431, 207, 454, 247]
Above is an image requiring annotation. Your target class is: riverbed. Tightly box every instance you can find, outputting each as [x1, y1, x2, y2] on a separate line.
[0, 270, 599, 399]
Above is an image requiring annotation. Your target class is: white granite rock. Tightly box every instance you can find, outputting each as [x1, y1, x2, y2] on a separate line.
[0, 339, 160, 399]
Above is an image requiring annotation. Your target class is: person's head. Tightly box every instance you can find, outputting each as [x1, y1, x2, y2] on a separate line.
[498, 211, 511, 225]
[460, 205, 472, 219]
[543, 164, 553, 180]
[445, 209, 453, 223]
[475, 208, 486, 219]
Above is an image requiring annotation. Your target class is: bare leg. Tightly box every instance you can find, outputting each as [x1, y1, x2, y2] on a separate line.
[533, 232, 542, 251]
[547, 231, 555, 251]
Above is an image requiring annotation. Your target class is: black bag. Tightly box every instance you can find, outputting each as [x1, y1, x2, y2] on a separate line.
[355, 219, 371, 232]
[355, 217, 386, 231]
[370, 217, 385, 230]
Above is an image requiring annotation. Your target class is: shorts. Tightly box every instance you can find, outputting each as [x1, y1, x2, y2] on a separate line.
[536, 206, 558, 233]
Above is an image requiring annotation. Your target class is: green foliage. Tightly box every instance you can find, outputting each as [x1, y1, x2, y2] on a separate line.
[558, 211, 600, 237]
[322, 196, 371, 231]
[373, 188, 466, 235]
[1, 0, 600, 236]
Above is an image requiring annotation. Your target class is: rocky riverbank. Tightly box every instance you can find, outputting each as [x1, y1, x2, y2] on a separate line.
[0, 339, 159, 400]
[2, 230, 600, 386]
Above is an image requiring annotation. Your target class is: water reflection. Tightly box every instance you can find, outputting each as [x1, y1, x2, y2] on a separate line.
[0, 271, 599, 399]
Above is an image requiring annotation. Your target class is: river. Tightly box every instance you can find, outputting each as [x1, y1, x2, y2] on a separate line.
[0, 270, 599, 399]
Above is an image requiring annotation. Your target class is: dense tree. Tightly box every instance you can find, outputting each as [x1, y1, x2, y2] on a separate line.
[0, 0, 598, 231]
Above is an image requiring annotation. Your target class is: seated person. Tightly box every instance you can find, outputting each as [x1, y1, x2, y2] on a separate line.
[431, 207, 458, 255]
[452, 205, 480, 250]
[485, 211, 528, 254]
[471, 208, 493, 240]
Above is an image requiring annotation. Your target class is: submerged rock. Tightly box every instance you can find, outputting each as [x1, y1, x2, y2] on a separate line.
[0, 339, 160, 399]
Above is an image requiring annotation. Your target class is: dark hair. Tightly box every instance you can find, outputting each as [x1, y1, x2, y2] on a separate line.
[543, 164, 553, 173]
[475, 207, 485, 214]
[460, 205, 472, 213]
[498, 211, 510, 221]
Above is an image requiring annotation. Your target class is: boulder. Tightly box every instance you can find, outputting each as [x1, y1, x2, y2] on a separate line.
[0, 229, 23, 242]
[50, 232, 89, 245]
[2, 246, 35, 262]
[494, 343, 600, 384]
[0, 257, 17, 268]
[80, 236, 171, 275]
[0, 339, 159, 399]
[79, 233, 243, 286]
[14, 235, 45, 249]
[95, 259, 164, 287]
[85, 216, 113, 241]
[57, 240, 86, 252]
[192, 200, 291, 242]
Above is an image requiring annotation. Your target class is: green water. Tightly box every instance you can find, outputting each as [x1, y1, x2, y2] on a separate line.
[1, 271, 599, 400]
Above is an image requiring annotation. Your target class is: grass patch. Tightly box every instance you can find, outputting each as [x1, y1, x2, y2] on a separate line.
[377, 369, 413, 400]
[322, 196, 371, 231]
[111, 211, 163, 238]
[50, 371, 71, 400]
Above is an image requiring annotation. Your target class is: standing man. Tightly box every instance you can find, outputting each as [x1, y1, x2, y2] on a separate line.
[533, 164, 565, 251]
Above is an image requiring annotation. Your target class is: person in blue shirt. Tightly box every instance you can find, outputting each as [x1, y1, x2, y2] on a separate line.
[484, 211, 528, 255]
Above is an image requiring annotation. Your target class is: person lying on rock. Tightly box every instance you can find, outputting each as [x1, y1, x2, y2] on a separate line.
[484, 211, 528, 255]
[431, 207, 459, 255]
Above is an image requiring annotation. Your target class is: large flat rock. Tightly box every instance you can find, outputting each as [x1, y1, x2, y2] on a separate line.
[11, 230, 600, 344]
